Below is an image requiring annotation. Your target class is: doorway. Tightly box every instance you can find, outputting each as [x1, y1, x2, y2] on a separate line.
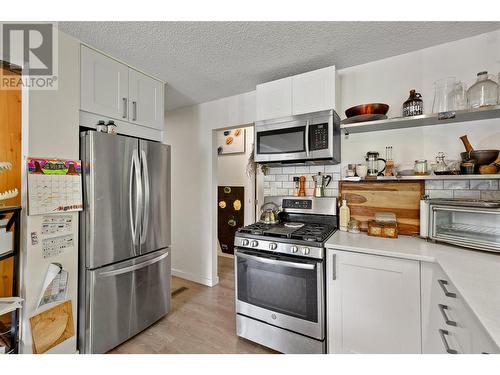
[214, 124, 256, 274]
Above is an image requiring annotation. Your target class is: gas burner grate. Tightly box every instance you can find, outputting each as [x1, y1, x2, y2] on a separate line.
[290, 223, 335, 242]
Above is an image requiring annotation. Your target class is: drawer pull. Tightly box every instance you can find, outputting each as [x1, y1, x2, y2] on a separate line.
[438, 279, 457, 298]
[438, 329, 458, 354]
[438, 304, 457, 326]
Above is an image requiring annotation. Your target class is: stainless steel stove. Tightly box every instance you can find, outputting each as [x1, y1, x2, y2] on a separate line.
[234, 196, 337, 354]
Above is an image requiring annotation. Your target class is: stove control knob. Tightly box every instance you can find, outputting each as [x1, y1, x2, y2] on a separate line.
[290, 246, 298, 253]
[251, 240, 259, 248]
[241, 239, 250, 247]
[302, 247, 311, 255]
[269, 243, 278, 251]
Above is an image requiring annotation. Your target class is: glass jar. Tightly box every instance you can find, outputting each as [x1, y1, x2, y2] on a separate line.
[414, 160, 428, 175]
[293, 177, 300, 196]
[432, 77, 456, 113]
[402, 89, 423, 117]
[467, 71, 498, 109]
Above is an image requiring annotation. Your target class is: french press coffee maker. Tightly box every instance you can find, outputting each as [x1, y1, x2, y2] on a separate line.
[365, 151, 387, 176]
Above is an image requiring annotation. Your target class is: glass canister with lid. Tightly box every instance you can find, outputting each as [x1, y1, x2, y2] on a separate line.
[467, 71, 498, 109]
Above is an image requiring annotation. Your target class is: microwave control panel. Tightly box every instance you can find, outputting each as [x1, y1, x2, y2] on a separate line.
[309, 124, 328, 151]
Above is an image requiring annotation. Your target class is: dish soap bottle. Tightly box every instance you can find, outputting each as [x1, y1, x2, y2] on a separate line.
[339, 196, 350, 232]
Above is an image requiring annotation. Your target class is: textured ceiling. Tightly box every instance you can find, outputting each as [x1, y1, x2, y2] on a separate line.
[58, 22, 500, 111]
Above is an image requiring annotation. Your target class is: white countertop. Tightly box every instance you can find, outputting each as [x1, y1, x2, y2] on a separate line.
[326, 231, 500, 349]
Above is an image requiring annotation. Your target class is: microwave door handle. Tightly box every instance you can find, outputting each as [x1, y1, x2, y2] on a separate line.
[305, 120, 310, 157]
[235, 251, 315, 270]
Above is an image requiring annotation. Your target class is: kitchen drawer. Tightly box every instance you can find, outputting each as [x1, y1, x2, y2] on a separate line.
[421, 262, 498, 354]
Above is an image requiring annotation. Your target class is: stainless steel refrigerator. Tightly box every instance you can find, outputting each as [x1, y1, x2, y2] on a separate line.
[79, 131, 171, 354]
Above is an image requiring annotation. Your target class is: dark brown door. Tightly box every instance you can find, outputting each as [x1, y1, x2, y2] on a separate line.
[217, 186, 244, 255]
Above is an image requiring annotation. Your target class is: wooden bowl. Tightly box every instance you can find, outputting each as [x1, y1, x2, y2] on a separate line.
[345, 103, 389, 118]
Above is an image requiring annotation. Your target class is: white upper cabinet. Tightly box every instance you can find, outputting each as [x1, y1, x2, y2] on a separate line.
[81, 45, 164, 130]
[255, 66, 336, 121]
[128, 69, 164, 130]
[327, 249, 421, 354]
[292, 66, 336, 116]
[81, 45, 129, 121]
[256, 77, 292, 121]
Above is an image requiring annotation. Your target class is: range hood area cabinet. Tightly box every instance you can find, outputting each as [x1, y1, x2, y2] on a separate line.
[81, 45, 164, 131]
[256, 66, 336, 121]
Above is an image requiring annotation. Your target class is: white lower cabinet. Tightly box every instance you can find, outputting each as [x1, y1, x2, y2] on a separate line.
[421, 262, 499, 354]
[327, 249, 421, 353]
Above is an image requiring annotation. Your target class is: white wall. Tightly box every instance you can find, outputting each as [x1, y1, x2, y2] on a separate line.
[21, 30, 80, 353]
[164, 92, 255, 286]
[165, 29, 500, 288]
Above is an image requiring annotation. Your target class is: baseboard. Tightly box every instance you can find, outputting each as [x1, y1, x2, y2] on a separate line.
[172, 268, 219, 287]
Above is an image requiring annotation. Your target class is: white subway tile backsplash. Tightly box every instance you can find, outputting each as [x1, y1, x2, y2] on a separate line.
[282, 181, 294, 189]
[276, 174, 288, 182]
[264, 174, 275, 182]
[295, 166, 310, 174]
[428, 190, 454, 199]
[288, 189, 296, 196]
[263, 188, 271, 196]
[305, 188, 314, 196]
[443, 180, 469, 190]
[268, 167, 282, 175]
[282, 166, 296, 174]
[481, 190, 500, 200]
[263, 181, 270, 188]
[269, 181, 282, 189]
[469, 179, 499, 190]
[277, 189, 289, 196]
[453, 189, 481, 199]
[425, 180, 444, 190]
[309, 165, 325, 174]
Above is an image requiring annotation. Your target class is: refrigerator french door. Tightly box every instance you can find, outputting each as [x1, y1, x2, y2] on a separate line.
[79, 131, 171, 354]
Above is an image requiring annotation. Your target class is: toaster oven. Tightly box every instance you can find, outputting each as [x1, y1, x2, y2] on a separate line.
[428, 199, 500, 253]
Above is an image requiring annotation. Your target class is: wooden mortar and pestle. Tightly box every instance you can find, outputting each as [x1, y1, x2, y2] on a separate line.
[459, 135, 500, 174]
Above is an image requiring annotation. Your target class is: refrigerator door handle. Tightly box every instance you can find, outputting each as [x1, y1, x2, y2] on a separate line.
[129, 149, 142, 253]
[97, 251, 169, 278]
[140, 149, 150, 245]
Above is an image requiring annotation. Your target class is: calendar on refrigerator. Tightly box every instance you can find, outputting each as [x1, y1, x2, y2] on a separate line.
[27, 157, 83, 216]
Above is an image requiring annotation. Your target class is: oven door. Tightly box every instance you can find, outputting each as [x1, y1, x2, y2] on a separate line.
[235, 248, 324, 339]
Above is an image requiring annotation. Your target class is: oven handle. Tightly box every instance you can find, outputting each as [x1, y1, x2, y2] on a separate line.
[235, 250, 316, 270]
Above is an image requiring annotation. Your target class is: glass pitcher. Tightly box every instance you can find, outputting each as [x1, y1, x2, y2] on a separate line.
[432, 77, 456, 113]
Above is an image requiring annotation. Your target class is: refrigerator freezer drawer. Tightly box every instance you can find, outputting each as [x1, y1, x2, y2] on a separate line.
[83, 248, 171, 354]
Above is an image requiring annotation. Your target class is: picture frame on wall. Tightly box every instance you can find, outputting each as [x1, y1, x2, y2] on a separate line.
[217, 128, 245, 155]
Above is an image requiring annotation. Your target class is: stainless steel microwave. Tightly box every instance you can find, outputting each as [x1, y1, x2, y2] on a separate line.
[254, 109, 340, 165]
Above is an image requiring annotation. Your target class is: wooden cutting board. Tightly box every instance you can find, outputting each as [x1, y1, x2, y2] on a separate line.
[339, 181, 424, 236]
[29, 300, 75, 354]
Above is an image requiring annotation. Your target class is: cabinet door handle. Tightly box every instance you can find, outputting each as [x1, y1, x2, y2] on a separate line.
[438, 329, 458, 354]
[438, 304, 457, 326]
[132, 101, 137, 121]
[122, 98, 128, 118]
[438, 279, 457, 298]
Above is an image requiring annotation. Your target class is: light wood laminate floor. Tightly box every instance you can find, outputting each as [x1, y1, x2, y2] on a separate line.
[110, 256, 276, 354]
